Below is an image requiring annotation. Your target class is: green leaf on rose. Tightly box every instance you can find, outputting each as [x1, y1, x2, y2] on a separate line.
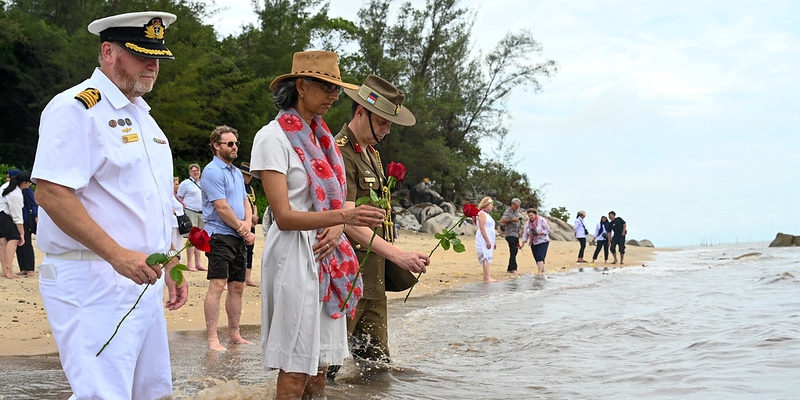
[434, 232, 444, 240]
[146, 253, 168, 265]
[441, 239, 450, 250]
[452, 242, 466, 253]
[170, 264, 188, 286]
[355, 195, 373, 207]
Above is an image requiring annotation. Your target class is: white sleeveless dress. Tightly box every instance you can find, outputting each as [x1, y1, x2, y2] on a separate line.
[475, 210, 496, 263]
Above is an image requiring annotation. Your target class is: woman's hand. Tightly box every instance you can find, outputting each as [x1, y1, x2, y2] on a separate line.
[346, 205, 386, 228]
[313, 225, 344, 262]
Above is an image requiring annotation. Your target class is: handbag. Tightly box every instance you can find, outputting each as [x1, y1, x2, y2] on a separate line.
[176, 213, 193, 235]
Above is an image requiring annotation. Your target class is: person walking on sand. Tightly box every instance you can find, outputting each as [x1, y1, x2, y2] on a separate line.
[7, 169, 38, 277]
[475, 196, 497, 282]
[177, 163, 206, 271]
[0, 171, 32, 279]
[521, 208, 551, 274]
[250, 50, 387, 399]
[31, 12, 188, 399]
[591, 215, 611, 264]
[574, 210, 589, 263]
[201, 125, 255, 351]
[608, 211, 627, 265]
[500, 198, 524, 273]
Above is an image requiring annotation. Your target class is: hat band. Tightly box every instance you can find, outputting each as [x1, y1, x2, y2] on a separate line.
[357, 85, 402, 116]
[293, 69, 342, 81]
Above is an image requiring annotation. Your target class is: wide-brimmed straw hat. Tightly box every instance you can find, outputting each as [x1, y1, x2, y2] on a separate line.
[343, 75, 416, 126]
[88, 11, 177, 59]
[269, 50, 359, 92]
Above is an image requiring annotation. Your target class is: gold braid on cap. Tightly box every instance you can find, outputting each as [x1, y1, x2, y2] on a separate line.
[358, 85, 402, 116]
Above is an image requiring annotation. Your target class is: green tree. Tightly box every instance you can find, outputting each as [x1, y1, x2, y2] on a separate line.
[348, 0, 557, 202]
[550, 206, 569, 222]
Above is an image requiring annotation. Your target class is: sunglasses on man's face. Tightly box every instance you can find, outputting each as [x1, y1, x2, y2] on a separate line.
[219, 141, 240, 148]
[305, 78, 343, 95]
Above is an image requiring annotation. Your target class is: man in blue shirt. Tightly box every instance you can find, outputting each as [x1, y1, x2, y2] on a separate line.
[201, 125, 255, 351]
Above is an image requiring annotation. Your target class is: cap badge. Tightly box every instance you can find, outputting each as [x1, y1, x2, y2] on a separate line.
[144, 18, 165, 40]
[367, 92, 378, 105]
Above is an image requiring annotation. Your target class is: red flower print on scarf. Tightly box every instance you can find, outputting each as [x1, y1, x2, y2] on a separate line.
[333, 164, 345, 186]
[330, 199, 342, 210]
[316, 186, 326, 201]
[319, 134, 332, 150]
[310, 158, 334, 180]
[279, 113, 304, 132]
[328, 257, 346, 279]
[295, 147, 305, 162]
[338, 241, 353, 257]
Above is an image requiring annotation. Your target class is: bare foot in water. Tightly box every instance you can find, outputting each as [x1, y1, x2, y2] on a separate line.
[245, 281, 259, 287]
[483, 278, 498, 283]
[3, 274, 18, 279]
[208, 340, 227, 352]
[229, 336, 253, 345]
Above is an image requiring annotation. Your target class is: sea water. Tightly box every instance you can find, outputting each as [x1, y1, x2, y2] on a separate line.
[1, 243, 798, 399]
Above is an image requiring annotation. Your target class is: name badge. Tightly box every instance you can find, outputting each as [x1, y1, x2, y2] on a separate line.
[364, 177, 377, 183]
[122, 133, 140, 143]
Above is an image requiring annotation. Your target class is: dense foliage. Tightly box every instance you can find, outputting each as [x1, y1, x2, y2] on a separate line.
[0, 0, 556, 208]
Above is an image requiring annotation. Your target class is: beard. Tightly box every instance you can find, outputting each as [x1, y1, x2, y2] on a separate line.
[112, 59, 157, 98]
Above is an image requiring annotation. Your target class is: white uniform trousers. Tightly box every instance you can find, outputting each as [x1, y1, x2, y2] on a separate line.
[39, 258, 172, 400]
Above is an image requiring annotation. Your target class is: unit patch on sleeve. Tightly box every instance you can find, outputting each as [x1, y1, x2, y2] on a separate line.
[74, 88, 101, 109]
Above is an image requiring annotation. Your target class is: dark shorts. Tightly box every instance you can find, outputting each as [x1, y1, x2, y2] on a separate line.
[0, 211, 21, 241]
[610, 235, 626, 254]
[531, 241, 549, 262]
[206, 233, 247, 282]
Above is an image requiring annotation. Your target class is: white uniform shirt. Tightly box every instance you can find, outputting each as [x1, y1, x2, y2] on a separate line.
[32, 68, 174, 255]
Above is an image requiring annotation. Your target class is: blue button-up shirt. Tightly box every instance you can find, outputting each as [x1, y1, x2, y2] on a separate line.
[201, 156, 246, 236]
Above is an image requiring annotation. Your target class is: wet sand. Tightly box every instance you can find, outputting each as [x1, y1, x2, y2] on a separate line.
[0, 228, 654, 356]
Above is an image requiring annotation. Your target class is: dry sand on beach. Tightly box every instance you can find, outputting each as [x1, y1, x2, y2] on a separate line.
[0, 229, 654, 356]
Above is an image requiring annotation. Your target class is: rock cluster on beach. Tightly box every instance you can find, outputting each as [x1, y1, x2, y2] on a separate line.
[768, 232, 800, 247]
[393, 182, 655, 247]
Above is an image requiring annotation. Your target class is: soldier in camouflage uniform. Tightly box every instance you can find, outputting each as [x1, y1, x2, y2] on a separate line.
[334, 75, 430, 367]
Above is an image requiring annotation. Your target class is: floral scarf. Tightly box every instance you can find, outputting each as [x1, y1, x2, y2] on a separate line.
[277, 108, 362, 319]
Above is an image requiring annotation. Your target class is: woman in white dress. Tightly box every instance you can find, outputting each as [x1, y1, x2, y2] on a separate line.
[475, 196, 497, 283]
[250, 51, 385, 400]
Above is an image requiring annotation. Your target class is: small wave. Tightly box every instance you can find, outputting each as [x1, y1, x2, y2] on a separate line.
[734, 252, 763, 260]
[755, 271, 797, 285]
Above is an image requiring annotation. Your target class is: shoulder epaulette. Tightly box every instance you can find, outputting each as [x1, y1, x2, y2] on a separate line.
[335, 135, 349, 147]
[74, 88, 101, 109]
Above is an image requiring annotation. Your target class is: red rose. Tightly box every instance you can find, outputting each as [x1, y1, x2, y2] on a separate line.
[188, 227, 211, 253]
[462, 203, 480, 219]
[386, 161, 406, 182]
[278, 114, 303, 132]
[310, 158, 334, 180]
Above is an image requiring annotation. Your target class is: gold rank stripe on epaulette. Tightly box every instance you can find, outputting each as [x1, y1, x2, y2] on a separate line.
[74, 88, 101, 109]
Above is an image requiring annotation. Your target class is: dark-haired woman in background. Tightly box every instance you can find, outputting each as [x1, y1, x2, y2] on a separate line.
[0, 171, 33, 279]
[591, 215, 611, 264]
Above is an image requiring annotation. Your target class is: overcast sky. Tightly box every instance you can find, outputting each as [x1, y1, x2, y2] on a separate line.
[205, 0, 800, 247]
